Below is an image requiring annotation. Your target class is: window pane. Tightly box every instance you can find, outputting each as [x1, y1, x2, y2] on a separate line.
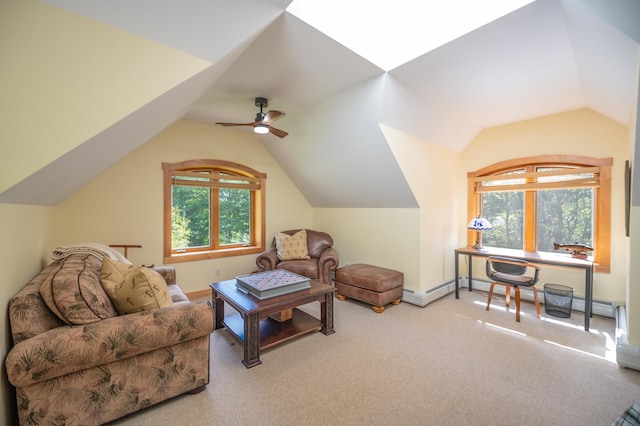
[537, 188, 593, 252]
[172, 185, 210, 249]
[218, 188, 250, 245]
[481, 191, 524, 249]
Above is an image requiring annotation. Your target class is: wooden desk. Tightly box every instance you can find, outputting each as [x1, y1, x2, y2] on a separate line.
[454, 246, 595, 331]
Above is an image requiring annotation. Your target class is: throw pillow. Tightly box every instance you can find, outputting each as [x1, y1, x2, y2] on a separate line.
[100, 258, 173, 315]
[275, 229, 311, 261]
[39, 254, 119, 325]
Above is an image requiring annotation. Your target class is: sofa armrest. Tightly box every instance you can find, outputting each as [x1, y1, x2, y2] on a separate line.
[152, 266, 176, 285]
[256, 247, 278, 272]
[6, 301, 213, 388]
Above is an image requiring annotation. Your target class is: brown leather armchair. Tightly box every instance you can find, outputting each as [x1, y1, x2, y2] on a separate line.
[256, 229, 339, 285]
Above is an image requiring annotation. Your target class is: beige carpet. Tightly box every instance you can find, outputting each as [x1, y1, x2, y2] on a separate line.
[111, 290, 640, 425]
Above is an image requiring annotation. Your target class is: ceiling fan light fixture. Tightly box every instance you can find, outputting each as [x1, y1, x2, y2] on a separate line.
[216, 97, 287, 138]
[254, 124, 269, 134]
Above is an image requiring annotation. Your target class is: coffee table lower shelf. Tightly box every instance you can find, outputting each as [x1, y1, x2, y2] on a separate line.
[223, 308, 322, 350]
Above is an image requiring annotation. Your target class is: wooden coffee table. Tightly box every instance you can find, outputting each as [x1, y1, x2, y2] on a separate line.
[210, 278, 336, 368]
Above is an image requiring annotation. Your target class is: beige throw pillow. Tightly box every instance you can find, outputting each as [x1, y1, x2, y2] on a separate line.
[275, 229, 311, 261]
[100, 257, 173, 315]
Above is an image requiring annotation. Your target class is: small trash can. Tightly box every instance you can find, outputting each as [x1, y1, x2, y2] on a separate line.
[543, 283, 574, 318]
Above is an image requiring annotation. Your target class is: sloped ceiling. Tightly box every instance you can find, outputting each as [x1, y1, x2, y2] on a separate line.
[1, 0, 638, 207]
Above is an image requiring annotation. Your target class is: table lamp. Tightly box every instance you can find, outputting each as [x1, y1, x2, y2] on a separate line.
[467, 216, 492, 250]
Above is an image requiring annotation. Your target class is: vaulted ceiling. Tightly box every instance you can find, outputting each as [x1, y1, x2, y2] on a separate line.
[1, 0, 638, 207]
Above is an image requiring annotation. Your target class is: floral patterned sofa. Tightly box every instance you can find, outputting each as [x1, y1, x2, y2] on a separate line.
[5, 247, 214, 425]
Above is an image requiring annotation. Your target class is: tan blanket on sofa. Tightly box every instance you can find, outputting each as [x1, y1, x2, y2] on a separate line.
[50, 242, 130, 263]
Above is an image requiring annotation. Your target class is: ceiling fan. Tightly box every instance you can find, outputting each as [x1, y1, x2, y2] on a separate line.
[216, 97, 288, 138]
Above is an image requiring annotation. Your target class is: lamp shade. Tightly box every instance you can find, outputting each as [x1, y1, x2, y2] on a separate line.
[467, 216, 492, 231]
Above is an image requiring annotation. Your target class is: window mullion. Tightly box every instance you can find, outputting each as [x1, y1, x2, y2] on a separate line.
[525, 191, 536, 252]
[524, 165, 536, 252]
[211, 187, 220, 250]
[249, 190, 256, 246]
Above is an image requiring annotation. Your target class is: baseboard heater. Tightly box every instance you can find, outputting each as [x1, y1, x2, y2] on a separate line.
[615, 305, 640, 371]
[402, 280, 456, 307]
[403, 276, 615, 318]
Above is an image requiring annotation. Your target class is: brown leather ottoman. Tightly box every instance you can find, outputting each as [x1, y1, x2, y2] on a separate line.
[334, 264, 404, 313]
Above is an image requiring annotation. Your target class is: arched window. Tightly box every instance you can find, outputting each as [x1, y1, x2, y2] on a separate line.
[467, 155, 611, 272]
[162, 159, 266, 263]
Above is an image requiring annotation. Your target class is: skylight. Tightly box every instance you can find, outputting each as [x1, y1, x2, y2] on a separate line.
[287, 0, 535, 71]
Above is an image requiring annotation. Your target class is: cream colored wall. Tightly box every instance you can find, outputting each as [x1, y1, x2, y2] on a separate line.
[0, 0, 210, 194]
[461, 109, 629, 304]
[313, 208, 421, 290]
[0, 203, 55, 425]
[52, 119, 312, 293]
[382, 124, 461, 290]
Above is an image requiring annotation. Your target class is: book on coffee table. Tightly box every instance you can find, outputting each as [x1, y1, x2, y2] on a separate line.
[235, 270, 311, 300]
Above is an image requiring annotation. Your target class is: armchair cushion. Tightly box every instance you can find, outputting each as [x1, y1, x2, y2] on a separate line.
[277, 258, 320, 279]
[275, 229, 311, 261]
[100, 257, 173, 315]
[39, 254, 118, 325]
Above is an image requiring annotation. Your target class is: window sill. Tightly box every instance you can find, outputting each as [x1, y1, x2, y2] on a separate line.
[164, 245, 264, 264]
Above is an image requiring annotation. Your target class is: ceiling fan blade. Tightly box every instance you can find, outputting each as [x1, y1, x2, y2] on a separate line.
[268, 126, 288, 138]
[216, 122, 257, 127]
[262, 110, 285, 125]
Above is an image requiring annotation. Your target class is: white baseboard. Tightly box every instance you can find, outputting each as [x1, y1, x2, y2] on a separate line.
[404, 276, 616, 318]
[615, 305, 640, 371]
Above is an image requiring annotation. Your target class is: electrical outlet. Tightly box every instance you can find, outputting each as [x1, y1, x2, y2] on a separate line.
[215, 268, 221, 277]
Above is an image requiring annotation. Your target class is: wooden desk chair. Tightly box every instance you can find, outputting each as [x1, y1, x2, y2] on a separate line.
[485, 256, 541, 322]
